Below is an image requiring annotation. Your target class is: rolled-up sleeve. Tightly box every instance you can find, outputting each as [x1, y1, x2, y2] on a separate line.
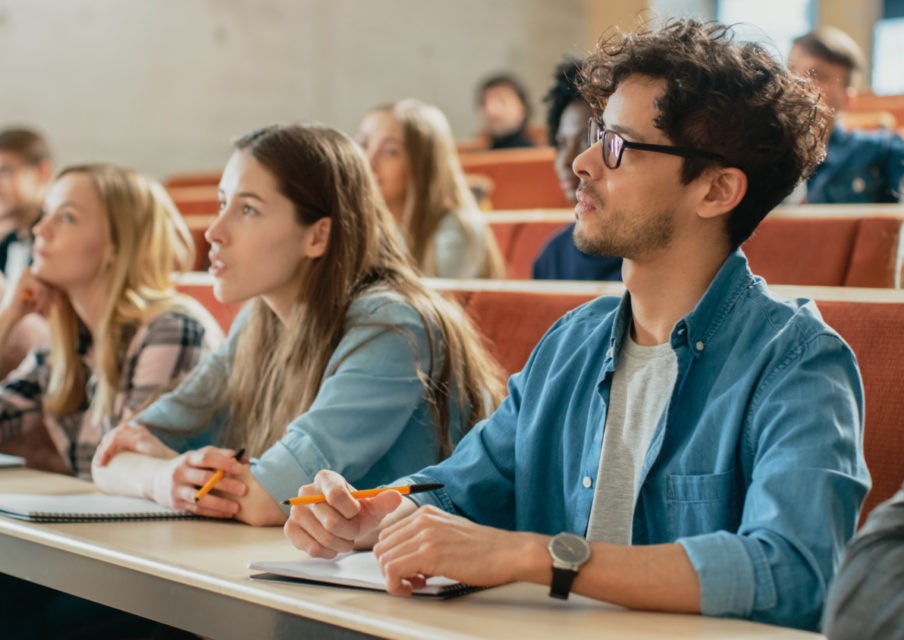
[679, 332, 869, 630]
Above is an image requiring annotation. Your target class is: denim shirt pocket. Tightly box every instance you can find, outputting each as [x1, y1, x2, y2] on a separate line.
[666, 469, 739, 538]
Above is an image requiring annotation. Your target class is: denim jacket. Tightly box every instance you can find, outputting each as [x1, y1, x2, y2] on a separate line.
[807, 125, 904, 203]
[138, 288, 463, 508]
[405, 249, 869, 630]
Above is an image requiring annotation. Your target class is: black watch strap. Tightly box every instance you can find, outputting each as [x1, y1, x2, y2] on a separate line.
[549, 566, 578, 600]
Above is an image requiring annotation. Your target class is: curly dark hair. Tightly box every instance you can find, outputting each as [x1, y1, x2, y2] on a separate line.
[543, 56, 585, 146]
[579, 19, 831, 248]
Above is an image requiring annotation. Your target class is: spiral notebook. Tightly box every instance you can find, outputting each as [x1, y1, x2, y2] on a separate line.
[249, 551, 483, 599]
[0, 493, 198, 523]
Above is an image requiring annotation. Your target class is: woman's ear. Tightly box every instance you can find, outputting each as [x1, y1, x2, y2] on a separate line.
[697, 166, 747, 220]
[303, 217, 332, 258]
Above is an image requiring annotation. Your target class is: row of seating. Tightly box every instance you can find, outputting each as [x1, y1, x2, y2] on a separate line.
[488, 205, 904, 286]
[164, 147, 570, 212]
[175, 273, 904, 526]
[183, 205, 904, 287]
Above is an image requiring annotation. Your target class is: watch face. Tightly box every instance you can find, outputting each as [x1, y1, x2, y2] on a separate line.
[550, 533, 590, 564]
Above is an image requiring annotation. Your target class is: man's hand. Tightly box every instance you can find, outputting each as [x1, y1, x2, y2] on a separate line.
[284, 469, 412, 558]
[372, 505, 550, 595]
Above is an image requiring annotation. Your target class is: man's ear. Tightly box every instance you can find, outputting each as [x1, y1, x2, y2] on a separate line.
[698, 167, 747, 220]
[303, 217, 332, 258]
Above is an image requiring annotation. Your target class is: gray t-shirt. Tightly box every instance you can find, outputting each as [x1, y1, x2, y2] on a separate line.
[586, 336, 677, 544]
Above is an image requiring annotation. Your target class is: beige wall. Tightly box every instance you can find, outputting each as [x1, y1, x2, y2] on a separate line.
[817, 0, 882, 89]
[0, 0, 886, 180]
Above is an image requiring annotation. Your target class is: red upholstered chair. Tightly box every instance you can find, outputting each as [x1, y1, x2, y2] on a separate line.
[459, 147, 569, 210]
[744, 218, 858, 286]
[818, 299, 904, 525]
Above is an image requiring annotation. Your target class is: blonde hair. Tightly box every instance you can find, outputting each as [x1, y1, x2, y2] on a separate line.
[45, 164, 197, 422]
[370, 99, 505, 278]
[223, 124, 505, 459]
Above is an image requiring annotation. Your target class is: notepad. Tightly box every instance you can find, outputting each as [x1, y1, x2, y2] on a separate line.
[0, 493, 199, 523]
[0, 453, 26, 468]
[249, 551, 483, 599]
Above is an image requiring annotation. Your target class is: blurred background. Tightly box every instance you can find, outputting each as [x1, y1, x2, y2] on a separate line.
[0, 0, 898, 179]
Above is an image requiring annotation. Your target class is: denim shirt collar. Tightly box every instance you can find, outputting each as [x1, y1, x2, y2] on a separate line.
[604, 248, 756, 370]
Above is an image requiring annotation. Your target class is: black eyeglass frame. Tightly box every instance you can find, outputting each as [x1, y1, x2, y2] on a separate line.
[588, 119, 725, 170]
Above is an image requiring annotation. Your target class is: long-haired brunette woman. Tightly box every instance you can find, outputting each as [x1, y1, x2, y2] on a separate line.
[93, 124, 505, 526]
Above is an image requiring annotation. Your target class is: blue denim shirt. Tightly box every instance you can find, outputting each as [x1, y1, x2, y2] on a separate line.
[138, 289, 464, 509]
[404, 249, 869, 630]
[807, 125, 904, 203]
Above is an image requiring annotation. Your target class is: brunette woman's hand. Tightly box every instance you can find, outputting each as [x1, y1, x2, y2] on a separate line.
[151, 446, 247, 518]
[93, 423, 178, 467]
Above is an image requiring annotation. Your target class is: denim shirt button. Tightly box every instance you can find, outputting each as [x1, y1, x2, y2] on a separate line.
[695, 340, 704, 352]
[582, 476, 592, 489]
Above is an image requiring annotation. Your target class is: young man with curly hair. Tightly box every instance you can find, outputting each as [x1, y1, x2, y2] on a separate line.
[284, 20, 869, 631]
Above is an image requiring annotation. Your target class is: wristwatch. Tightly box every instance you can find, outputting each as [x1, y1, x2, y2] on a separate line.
[547, 532, 591, 600]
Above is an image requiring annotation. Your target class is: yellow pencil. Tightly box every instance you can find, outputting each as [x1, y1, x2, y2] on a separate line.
[283, 483, 443, 506]
[194, 448, 245, 502]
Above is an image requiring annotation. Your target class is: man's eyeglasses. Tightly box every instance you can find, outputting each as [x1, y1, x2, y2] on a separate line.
[588, 119, 724, 170]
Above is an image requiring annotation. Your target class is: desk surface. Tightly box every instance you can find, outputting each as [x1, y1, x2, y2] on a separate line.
[0, 468, 823, 639]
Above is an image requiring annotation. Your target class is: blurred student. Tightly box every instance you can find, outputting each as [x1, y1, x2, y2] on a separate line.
[0, 128, 54, 376]
[822, 483, 904, 639]
[788, 27, 904, 203]
[0, 164, 221, 477]
[477, 73, 535, 149]
[532, 57, 623, 281]
[93, 124, 504, 526]
[356, 99, 505, 278]
[0, 128, 52, 283]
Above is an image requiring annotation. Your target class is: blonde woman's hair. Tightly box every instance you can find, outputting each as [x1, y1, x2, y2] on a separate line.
[370, 99, 505, 278]
[45, 164, 197, 422]
[223, 124, 505, 459]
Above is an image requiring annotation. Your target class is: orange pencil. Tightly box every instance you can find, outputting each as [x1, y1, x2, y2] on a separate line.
[283, 482, 443, 506]
[194, 448, 245, 502]
[20, 289, 35, 302]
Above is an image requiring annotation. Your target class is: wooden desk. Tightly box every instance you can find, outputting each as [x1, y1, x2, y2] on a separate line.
[0, 469, 823, 639]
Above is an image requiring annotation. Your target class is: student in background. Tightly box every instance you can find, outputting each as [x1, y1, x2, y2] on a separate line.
[285, 20, 868, 631]
[356, 99, 505, 278]
[787, 27, 904, 203]
[93, 124, 505, 526]
[477, 73, 536, 149]
[532, 57, 623, 281]
[822, 482, 904, 639]
[0, 128, 54, 377]
[0, 164, 221, 477]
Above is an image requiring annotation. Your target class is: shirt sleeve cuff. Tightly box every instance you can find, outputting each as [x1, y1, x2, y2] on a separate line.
[678, 531, 774, 617]
[251, 435, 330, 515]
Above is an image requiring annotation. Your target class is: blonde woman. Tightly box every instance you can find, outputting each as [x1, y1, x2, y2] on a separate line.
[0, 164, 222, 477]
[93, 124, 505, 526]
[356, 99, 505, 278]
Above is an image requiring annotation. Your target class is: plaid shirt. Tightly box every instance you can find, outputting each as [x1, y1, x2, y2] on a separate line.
[0, 310, 221, 479]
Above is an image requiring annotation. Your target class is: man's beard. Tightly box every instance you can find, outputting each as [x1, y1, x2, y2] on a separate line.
[573, 182, 674, 258]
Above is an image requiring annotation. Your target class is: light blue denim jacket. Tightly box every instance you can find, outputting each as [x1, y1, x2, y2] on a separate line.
[404, 250, 869, 631]
[138, 288, 464, 508]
